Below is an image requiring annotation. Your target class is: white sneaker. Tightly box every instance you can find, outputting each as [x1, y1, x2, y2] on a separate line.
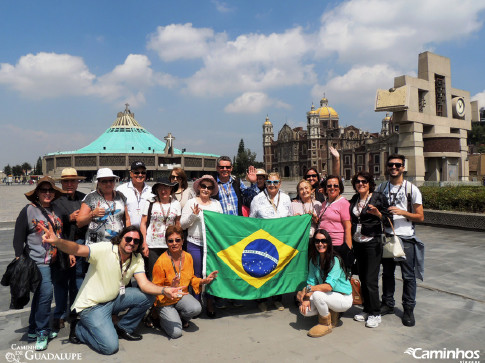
[365, 315, 381, 328]
[354, 312, 368, 322]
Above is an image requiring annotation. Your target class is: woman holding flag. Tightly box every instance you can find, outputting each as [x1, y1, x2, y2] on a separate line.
[249, 172, 293, 311]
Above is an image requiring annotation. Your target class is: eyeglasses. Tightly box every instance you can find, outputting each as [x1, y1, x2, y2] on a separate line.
[387, 162, 403, 168]
[132, 171, 146, 175]
[355, 179, 369, 185]
[305, 174, 318, 179]
[167, 238, 182, 244]
[314, 239, 327, 244]
[200, 184, 214, 190]
[266, 180, 280, 185]
[124, 236, 141, 244]
[38, 188, 55, 194]
[326, 184, 339, 189]
[99, 179, 115, 184]
[170, 175, 181, 180]
[218, 165, 232, 170]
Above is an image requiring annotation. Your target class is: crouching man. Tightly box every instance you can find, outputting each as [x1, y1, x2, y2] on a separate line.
[41, 224, 185, 355]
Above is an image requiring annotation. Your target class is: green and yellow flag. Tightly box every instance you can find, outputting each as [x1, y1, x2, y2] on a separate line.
[203, 211, 311, 300]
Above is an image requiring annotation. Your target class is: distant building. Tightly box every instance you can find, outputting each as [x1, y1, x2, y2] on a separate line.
[43, 105, 219, 179]
[376, 51, 480, 182]
[262, 97, 396, 180]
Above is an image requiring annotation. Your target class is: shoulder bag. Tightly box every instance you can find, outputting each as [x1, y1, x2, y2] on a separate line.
[382, 217, 406, 259]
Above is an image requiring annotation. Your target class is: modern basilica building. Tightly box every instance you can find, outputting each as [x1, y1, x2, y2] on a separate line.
[43, 105, 219, 180]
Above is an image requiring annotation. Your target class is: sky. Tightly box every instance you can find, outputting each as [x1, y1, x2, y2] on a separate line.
[1, 0, 485, 169]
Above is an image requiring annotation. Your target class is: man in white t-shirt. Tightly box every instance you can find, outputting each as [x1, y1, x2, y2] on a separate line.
[378, 154, 424, 327]
[116, 161, 153, 228]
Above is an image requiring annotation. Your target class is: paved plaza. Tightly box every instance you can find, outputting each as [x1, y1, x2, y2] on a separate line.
[0, 184, 484, 362]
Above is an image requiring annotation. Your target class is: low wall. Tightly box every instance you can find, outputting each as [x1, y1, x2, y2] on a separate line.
[421, 209, 485, 231]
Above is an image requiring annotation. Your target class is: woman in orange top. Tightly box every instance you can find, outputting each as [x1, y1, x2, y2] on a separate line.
[152, 225, 218, 338]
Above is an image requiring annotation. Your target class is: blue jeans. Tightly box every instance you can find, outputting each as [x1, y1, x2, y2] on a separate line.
[75, 287, 155, 355]
[29, 264, 53, 335]
[52, 239, 85, 319]
[381, 237, 417, 309]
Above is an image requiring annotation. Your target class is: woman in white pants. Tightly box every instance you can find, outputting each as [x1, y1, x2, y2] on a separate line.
[297, 229, 352, 337]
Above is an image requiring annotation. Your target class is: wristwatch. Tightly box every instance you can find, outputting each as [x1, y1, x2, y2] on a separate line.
[306, 285, 312, 293]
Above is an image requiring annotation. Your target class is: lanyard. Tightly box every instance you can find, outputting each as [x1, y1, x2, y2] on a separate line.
[385, 181, 403, 206]
[264, 190, 280, 213]
[160, 199, 172, 224]
[118, 250, 132, 283]
[321, 195, 341, 216]
[302, 199, 316, 215]
[169, 251, 183, 278]
[356, 193, 371, 223]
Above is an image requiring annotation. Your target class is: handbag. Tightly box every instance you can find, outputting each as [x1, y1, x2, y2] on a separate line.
[382, 217, 406, 259]
[350, 277, 363, 305]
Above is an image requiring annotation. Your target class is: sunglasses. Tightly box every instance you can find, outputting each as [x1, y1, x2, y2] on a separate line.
[266, 180, 280, 185]
[314, 239, 328, 244]
[124, 236, 141, 244]
[387, 162, 403, 168]
[305, 174, 318, 179]
[99, 179, 115, 184]
[355, 179, 369, 185]
[167, 238, 182, 244]
[170, 175, 181, 180]
[200, 184, 214, 190]
[326, 184, 339, 189]
[38, 188, 55, 194]
[218, 165, 232, 170]
[133, 171, 146, 175]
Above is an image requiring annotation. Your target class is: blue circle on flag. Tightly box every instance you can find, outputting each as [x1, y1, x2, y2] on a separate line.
[242, 239, 279, 278]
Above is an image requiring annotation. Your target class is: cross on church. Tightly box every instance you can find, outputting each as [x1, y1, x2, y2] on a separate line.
[164, 133, 175, 148]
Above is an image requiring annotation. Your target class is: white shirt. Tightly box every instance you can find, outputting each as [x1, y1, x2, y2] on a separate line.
[142, 199, 181, 248]
[380, 181, 422, 237]
[181, 198, 223, 246]
[249, 190, 293, 219]
[116, 181, 153, 227]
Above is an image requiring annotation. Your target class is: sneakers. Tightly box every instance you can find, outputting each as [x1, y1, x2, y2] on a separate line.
[35, 333, 49, 351]
[215, 299, 227, 309]
[274, 301, 285, 311]
[402, 307, 415, 327]
[365, 315, 381, 328]
[353, 312, 368, 322]
[28, 331, 57, 341]
[380, 302, 394, 315]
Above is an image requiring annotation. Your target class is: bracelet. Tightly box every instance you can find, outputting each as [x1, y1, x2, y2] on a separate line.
[161, 287, 166, 296]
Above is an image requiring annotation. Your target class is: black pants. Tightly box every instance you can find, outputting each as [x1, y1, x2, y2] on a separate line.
[353, 238, 382, 316]
[144, 248, 167, 281]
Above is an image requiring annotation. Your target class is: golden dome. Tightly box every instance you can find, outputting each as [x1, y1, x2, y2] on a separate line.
[316, 106, 338, 118]
[264, 115, 272, 125]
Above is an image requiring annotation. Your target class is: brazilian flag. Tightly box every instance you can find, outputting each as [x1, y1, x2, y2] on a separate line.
[203, 211, 311, 300]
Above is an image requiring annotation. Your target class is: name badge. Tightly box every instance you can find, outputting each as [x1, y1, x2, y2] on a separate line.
[119, 284, 125, 295]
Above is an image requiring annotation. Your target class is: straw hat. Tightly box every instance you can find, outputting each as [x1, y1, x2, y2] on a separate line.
[59, 167, 86, 181]
[96, 168, 119, 180]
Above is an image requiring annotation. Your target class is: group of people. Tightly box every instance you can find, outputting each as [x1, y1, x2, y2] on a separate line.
[11, 151, 424, 354]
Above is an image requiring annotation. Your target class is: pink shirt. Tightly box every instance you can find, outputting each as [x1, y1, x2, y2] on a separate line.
[318, 197, 350, 246]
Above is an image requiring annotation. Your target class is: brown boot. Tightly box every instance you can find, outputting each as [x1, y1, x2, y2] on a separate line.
[329, 309, 340, 328]
[307, 313, 332, 338]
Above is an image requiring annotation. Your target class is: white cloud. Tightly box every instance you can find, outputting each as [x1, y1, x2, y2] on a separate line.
[225, 92, 291, 113]
[472, 91, 485, 110]
[183, 27, 316, 96]
[317, 0, 485, 67]
[147, 23, 220, 61]
[0, 52, 95, 99]
[212, 0, 234, 13]
[0, 52, 177, 106]
[312, 63, 402, 109]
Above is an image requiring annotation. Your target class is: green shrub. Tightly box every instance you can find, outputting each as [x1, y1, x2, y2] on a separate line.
[420, 186, 485, 213]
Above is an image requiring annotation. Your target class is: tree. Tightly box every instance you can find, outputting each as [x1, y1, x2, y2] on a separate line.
[21, 162, 32, 175]
[12, 165, 23, 176]
[3, 164, 12, 176]
[34, 157, 42, 175]
[233, 138, 259, 176]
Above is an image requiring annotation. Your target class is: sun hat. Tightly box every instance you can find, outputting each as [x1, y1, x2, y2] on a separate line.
[255, 169, 267, 177]
[151, 177, 178, 196]
[96, 168, 119, 180]
[59, 167, 86, 181]
[193, 175, 219, 197]
[25, 176, 66, 202]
